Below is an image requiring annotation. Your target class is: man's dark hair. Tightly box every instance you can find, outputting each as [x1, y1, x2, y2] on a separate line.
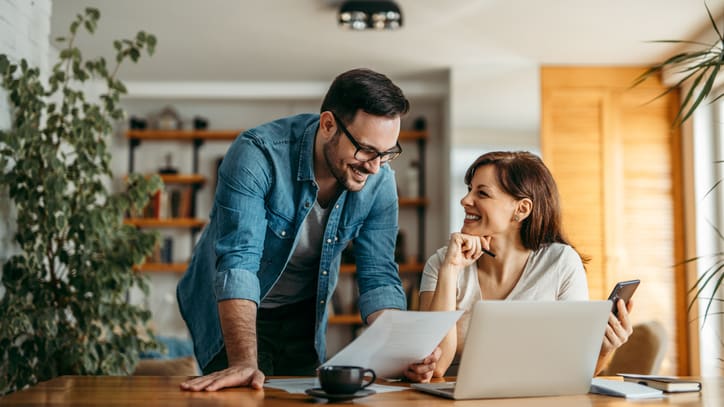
[320, 68, 410, 124]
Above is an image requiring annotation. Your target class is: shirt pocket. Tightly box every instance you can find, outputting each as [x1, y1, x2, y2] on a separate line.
[266, 210, 294, 240]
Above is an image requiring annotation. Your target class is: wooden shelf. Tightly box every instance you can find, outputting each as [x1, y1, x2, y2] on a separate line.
[399, 130, 427, 141]
[124, 218, 206, 228]
[127, 129, 240, 141]
[339, 261, 424, 274]
[399, 197, 429, 207]
[159, 174, 206, 185]
[328, 314, 363, 325]
[134, 262, 188, 273]
[128, 129, 422, 142]
[134, 261, 421, 275]
[124, 174, 206, 185]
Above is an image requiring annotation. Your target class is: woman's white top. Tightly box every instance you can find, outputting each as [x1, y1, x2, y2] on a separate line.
[419, 242, 589, 354]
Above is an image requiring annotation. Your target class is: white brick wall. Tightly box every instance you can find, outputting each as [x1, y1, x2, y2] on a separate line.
[0, 0, 52, 267]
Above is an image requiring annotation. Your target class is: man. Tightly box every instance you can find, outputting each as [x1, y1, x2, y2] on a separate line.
[178, 68, 438, 391]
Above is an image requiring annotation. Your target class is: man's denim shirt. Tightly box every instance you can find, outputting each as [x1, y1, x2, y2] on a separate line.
[177, 113, 407, 370]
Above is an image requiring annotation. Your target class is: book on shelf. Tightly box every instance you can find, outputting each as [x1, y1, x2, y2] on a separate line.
[142, 189, 165, 219]
[160, 237, 173, 263]
[169, 188, 182, 218]
[158, 189, 169, 219]
[618, 374, 701, 393]
[147, 241, 162, 263]
[142, 190, 160, 218]
[168, 187, 193, 218]
[178, 188, 192, 218]
[141, 187, 192, 219]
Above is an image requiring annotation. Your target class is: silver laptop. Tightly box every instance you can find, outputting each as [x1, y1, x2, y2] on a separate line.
[412, 300, 610, 400]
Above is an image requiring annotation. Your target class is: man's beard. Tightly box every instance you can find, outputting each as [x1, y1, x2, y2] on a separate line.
[323, 133, 368, 192]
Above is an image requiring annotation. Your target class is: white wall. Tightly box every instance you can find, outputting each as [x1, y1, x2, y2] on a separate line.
[0, 0, 52, 267]
[447, 64, 540, 234]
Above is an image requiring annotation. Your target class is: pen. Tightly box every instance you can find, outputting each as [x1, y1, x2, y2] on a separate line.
[483, 248, 496, 258]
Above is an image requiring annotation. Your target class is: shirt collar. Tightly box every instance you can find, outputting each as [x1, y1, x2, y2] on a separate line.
[296, 116, 319, 182]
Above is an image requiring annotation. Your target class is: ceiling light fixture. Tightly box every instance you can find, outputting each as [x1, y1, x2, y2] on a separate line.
[338, 0, 403, 31]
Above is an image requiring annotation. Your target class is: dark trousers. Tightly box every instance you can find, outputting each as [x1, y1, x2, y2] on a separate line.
[202, 298, 319, 376]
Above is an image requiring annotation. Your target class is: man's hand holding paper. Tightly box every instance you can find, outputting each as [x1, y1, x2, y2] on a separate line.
[322, 310, 463, 379]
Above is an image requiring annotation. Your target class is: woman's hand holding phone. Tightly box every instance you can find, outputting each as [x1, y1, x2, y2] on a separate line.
[597, 280, 638, 367]
[607, 279, 639, 318]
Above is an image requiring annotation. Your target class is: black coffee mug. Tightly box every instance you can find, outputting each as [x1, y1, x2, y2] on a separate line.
[317, 365, 376, 394]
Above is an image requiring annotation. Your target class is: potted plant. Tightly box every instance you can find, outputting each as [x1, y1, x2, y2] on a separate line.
[635, 3, 724, 325]
[634, 3, 724, 125]
[0, 8, 161, 394]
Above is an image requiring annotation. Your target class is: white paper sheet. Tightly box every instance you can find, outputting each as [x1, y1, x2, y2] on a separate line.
[323, 310, 463, 378]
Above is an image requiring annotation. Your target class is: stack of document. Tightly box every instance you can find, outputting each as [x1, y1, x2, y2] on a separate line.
[590, 378, 663, 399]
[617, 373, 702, 393]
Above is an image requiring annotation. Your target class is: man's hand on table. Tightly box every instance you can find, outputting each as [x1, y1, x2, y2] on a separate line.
[180, 363, 265, 391]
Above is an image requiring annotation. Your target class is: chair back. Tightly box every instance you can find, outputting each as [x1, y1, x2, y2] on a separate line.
[602, 320, 667, 375]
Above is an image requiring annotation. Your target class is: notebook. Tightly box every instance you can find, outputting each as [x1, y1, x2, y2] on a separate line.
[411, 300, 611, 400]
[618, 373, 701, 393]
[590, 378, 663, 398]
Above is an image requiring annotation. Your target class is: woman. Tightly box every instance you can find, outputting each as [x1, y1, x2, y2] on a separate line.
[406, 151, 633, 380]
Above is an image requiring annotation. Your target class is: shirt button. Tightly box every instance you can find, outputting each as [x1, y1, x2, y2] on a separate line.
[320, 300, 325, 304]
[322, 271, 328, 275]
[334, 236, 338, 241]
[327, 238, 332, 243]
[281, 230, 286, 236]
[305, 202, 311, 208]
[335, 204, 339, 209]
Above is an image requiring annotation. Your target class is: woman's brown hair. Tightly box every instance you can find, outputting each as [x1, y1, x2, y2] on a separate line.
[464, 151, 588, 263]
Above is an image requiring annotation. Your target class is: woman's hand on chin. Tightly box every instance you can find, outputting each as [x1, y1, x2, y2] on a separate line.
[445, 232, 490, 267]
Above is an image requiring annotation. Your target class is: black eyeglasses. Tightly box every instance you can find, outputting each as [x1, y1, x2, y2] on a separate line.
[331, 112, 402, 163]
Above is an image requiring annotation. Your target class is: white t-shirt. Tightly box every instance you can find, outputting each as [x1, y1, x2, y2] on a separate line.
[261, 200, 331, 308]
[419, 242, 589, 354]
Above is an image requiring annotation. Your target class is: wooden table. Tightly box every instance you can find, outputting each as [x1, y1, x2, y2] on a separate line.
[0, 376, 720, 406]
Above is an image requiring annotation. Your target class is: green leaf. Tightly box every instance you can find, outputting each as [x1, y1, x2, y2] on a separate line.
[129, 48, 140, 62]
[0, 55, 8, 74]
[146, 35, 157, 55]
[86, 7, 101, 21]
[705, 2, 723, 42]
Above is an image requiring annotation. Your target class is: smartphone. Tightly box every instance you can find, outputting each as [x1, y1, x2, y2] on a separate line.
[607, 279, 640, 317]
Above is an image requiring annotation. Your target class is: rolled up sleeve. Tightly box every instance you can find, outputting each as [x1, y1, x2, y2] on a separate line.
[358, 284, 407, 322]
[214, 268, 261, 304]
[212, 136, 270, 303]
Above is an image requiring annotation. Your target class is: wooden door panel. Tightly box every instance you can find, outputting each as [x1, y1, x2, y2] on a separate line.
[541, 67, 685, 375]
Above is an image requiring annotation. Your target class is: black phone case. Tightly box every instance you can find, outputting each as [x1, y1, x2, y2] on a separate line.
[607, 279, 640, 315]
